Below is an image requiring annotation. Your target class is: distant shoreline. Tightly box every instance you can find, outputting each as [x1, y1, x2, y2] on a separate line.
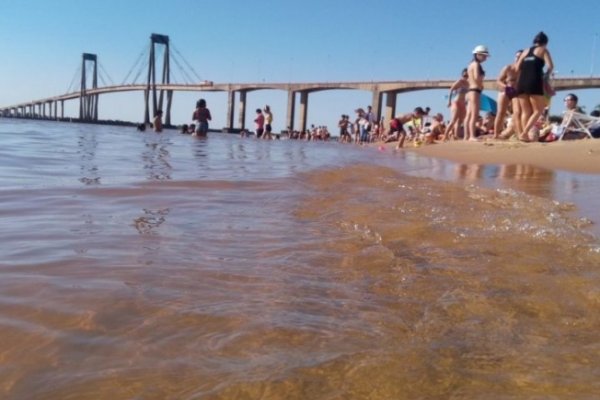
[0, 115, 224, 132]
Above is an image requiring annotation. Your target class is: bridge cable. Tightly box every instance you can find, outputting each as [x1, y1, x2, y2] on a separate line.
[131, 57, 148, 85]
[171, 42, 203, 82]
[170, 51, 195, 84]
[98, 62, 115, 86]
[169, 67, 183, 86]
[98, 73, 108, 87]
[122, 46, 148, 85]
[130, 46, 151, 85]
[66, 64, 82, 93]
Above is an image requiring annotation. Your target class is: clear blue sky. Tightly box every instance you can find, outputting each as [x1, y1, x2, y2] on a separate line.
[1, 0, 599, 133]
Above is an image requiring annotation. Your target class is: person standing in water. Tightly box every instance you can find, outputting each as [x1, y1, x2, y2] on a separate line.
[193, 98, 212, 137]
[254, 108, 265, 138]
[464, 45, 490, 141]
[153, 110, 163, 133]
[516, 31, 554, 141]
[263, 105, 273, 140]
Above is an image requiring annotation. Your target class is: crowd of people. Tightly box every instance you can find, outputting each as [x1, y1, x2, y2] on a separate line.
[141, 31, 598, 144]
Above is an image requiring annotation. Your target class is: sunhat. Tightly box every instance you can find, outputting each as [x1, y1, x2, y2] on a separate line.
[472, 45, 490, 56]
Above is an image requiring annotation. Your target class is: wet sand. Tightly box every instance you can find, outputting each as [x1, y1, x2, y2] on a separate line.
[378, 139, 600, 174]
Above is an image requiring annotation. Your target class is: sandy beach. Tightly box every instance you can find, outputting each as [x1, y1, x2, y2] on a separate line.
[377, 138, 600, 174]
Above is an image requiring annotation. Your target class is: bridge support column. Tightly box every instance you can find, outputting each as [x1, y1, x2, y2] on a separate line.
[286, 90, 296, 133]
[144, 89, 150, 125]
[384, 92, 397, 124]
[226, 90, 235, 131]
[145, 33, 171, 125]
[165, 90, 173, 126]
[80, 53, 98, 121]
[371, 90, 382, 123]
[61, 101, 64, 119]
[238, 90, 247, 129]
[299, 91, 309, 133]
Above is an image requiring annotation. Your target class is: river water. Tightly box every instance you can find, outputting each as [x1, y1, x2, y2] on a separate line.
[1, 119, 599, 399]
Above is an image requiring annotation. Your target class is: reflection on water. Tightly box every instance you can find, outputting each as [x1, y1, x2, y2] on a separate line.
[455, 163, 556, 199]
[133, 208, 170, 235]
[141, 135, 172, 181]
[1, 121, 600, 399]
[77, 131, 100, 185]
[394, 154, 598, 235]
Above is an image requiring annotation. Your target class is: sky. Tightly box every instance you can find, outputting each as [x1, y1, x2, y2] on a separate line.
[1, 0, 599, 134]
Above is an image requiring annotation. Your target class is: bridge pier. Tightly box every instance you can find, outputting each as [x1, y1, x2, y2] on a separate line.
[165, 90, 173, 126]
[237, 90, 247, 129]
[225, 90, 235, 131]
[79, 53, 99, 121]
[299, 91, 309, 133]
[286, 90, 296, 133]
[371, 90, 382, 123]
[145, 33, 171, 125]
[384, 92, 397, 124]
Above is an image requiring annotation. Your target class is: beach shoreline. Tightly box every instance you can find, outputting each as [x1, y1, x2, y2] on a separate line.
[375, 138, 600, 174]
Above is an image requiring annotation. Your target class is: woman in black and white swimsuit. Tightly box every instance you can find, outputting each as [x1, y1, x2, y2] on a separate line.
[516, 31, 554, 141]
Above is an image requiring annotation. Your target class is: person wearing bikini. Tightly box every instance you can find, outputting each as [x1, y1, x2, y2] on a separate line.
[495, 50, 523, 139]
[444, 68, 469, 140]
[465, 45, 489, 141]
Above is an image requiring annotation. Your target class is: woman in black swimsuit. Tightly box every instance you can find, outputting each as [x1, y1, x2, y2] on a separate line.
[516, 32, 554, 141]
[465, 45, 489, 141]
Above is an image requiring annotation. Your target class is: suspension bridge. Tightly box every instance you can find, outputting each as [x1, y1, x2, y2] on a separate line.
[2, 33, 600, 132]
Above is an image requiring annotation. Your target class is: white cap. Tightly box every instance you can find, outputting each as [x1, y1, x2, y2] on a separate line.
[472, 45, 490, 56]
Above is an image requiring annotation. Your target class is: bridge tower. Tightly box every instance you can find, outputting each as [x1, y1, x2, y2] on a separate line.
[144, 33, 172, 126]
[79, 53, 98, 121]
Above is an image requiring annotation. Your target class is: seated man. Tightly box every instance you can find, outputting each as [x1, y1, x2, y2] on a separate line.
[564, 93, 584, 113]
[560, 93, 596, 140]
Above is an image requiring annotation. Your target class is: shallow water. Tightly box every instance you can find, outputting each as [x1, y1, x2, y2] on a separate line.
[1, 120, 599, 399]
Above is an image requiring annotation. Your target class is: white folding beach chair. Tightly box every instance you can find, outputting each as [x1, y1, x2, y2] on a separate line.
[558, 111, 600, 140]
